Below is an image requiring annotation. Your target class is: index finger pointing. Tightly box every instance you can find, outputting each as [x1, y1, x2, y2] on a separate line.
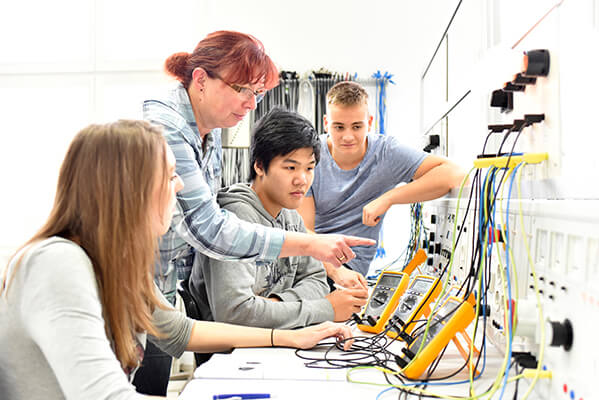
[343, 235, 376, 247]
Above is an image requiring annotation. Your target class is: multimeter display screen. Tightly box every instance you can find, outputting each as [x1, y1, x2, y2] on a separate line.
[410, 301, 457, 348]
[411, 278, 432, 293]
[379, 274, 402, 287]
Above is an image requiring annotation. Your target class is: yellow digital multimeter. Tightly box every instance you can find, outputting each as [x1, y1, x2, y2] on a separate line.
[401, 248, 427, 275]
[431, 284, 471, 313]
[427, 286, 480, 374]
[396, 295, 476, 379]
[385, 275, 442, 340]
[357, 271, 409, 334]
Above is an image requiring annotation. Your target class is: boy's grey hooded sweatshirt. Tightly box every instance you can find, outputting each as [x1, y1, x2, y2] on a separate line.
[189, 183, 334, 329]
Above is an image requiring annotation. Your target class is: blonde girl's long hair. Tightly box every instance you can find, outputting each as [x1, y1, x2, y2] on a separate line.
[2, 120, 169, 370]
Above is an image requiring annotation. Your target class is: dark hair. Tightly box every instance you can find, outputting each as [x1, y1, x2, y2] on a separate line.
[250, 108, 320, 181]
[164, 30, 279, 90]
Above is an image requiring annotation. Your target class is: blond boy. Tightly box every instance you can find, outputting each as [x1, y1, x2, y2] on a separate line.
[298, 81, 464, 287]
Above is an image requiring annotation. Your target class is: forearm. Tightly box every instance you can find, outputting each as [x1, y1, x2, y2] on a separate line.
[186, 320, 297, 352]
[277, 279, 329, 301]
[213, 294, 331, 329]
[278, 227, 374, 267]
[323, 262, 337, 278]
[382, 163, 465, 205]
[278, 231, 309, 258]
[175, 204, 284, 262]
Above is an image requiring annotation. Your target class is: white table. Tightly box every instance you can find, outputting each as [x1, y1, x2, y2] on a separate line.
[177, 334, 539, 400]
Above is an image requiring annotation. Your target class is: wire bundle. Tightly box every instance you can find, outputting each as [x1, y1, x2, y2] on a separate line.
[221, 148, 250, 187]
[293, 125, 549, 399]
[254, 71, 301, 122]
[372, 71, 395, 135]
[222, 69, 395, 188]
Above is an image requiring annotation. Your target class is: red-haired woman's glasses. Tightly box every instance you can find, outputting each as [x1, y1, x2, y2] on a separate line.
[213, 74, 265, 104]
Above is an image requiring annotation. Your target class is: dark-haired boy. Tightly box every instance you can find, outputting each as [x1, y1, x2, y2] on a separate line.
[189, 108, 368, 328]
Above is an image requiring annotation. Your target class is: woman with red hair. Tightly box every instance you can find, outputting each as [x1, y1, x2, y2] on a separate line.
[139, 31, 373, 395]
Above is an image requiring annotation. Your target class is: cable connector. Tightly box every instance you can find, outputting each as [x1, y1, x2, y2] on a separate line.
[423, 134, 440, 153]
[490, 89, 513, 113]
[400, 332, 414, 345]
[395, 354, 408, 368]
[503, 82, 526, 92]
[401, 347, 416, 360]
[488, 124, 513, 133]
[351, 313, 363, 325]
[366, 315, 378, 327]
[522, 368, 552, 379]
[391, 315, 406, 327]
[511, 119, 526, 131]
[512, 73, 537, 85]
[524, 113, 545, 126]
[477, 304, 491, 318]
[388, 317, 414, 344]
[512, 352, 538, 369]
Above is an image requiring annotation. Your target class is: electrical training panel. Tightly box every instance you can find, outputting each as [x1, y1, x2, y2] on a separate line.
[416, 1, 599, 399]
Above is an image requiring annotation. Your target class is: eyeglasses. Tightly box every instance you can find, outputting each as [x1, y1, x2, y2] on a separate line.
[212, 73, 266, 104]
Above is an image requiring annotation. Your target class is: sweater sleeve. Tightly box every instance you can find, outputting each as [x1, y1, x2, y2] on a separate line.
[147, 286, 194, 358]
[202, 256, 333, 329]
[270, 255, 331, 302]
[20, 240, 144, 400]
[268, 218, 331, 303]
[199, 202, 333, 329]
[144, 100, 285, 263]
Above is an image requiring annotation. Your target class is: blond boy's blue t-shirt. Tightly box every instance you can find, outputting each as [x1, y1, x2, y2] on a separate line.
[306, 133, 427, 276]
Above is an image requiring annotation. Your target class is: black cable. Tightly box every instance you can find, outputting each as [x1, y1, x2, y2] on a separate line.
[481, 130, 494, 155]
[397, 123, 526, 387]
[412, 155, 511, 383]
[512, 364, 523, 400]
[289, 123, 525, 391]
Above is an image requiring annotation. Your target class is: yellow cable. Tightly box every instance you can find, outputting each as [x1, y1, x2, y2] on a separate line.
[496, 170, 520, 332]
[473, 167, 512, 399]
[347, 365, 485, 400]
[495, 166, 519, 336]
[484, 167, 518, 399]
[344, 166, 538, 399]
[404, 167, 475, 371]
[468, 171, 492, 395]
[516, 163, 547, 400]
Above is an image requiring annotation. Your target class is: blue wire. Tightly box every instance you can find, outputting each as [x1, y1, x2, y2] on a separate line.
[477, 168, 492, 385]
[375, 223, 386, 259]
[497, 162, 523, 399]
[487, 167, 509, 400]
[376, 387, 395, 399]
[373, 179, 496, 399]
[371, 71, 395, 135]
[478, 168, 494, 249]
[374, 358, 488, 399]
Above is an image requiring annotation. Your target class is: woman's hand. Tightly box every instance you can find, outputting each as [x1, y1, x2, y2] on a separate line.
[277, 321, 354, 350]
[308, 234, 376, 267]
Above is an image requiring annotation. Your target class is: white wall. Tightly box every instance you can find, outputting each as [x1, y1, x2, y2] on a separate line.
[0, 0, 448, 265]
